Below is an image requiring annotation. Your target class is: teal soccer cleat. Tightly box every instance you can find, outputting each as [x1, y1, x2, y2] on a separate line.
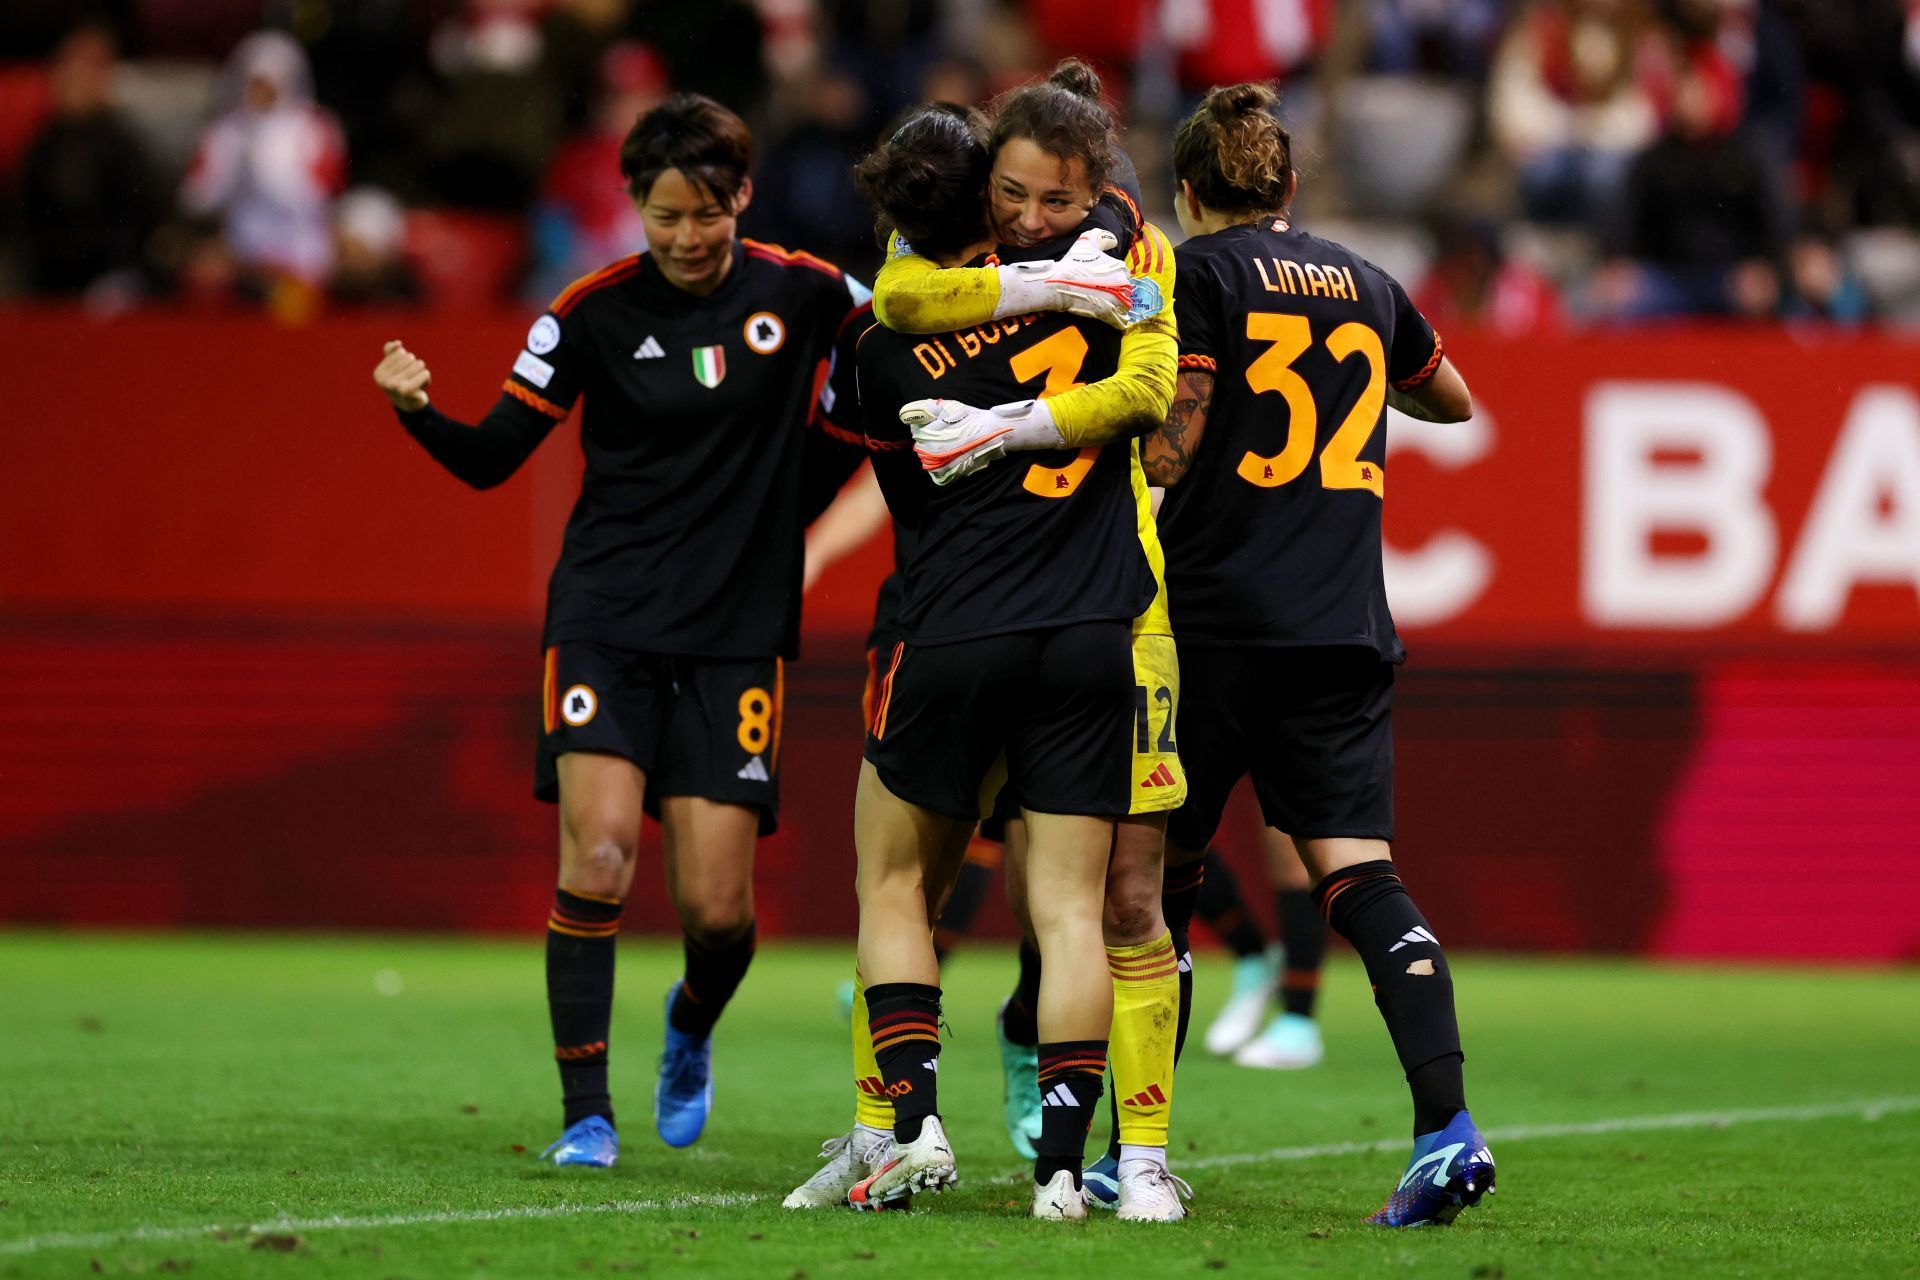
[654, 985, 714, 1148]
[541, 1115, 618, 1168]
[995, 999, 1042, 1159]
[1368, 1109, 1496, 1227]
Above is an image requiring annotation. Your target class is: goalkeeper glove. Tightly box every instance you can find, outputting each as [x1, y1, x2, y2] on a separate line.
[993, 229, 1137, 328]
[900, 398, 1064, 486]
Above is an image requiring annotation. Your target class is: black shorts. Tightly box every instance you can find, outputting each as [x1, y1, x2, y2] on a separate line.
[537, 644, 783, 835]
[1167, 645, 1394, 850]
[865, 620, 1134, 822]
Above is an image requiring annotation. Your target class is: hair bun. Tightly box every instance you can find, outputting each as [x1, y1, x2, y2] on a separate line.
[1047, 57, 1102, 102]
[1214, 81, 1278, 119]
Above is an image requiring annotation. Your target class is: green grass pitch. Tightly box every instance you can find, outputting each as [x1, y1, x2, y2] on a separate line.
[2, 933, 1916, 1278]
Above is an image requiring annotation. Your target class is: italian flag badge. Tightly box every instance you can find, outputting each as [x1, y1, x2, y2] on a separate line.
[692, 345, 726, 389]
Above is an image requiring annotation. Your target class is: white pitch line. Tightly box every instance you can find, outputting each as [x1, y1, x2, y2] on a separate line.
[4, 1096, 1914, 1257]
[1179, 1094, 1920, 1171]
[0, 1192, 764, 1258]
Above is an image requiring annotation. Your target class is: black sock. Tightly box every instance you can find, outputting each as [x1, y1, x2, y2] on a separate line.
[547, 889, 622, 1128]
[1276, 888, 1325, 1018]
[867, 982, 943, 1143]
[999, 939, 1042, 1048]
[1036, 1040, 1107, 1187]
[1195, 849, 1265, 957]
[1314, 860, 1466, 1135]
[1162, 860, 1203, 1065]
[933, 851, 994, 963]
[669, 923, 757, 1040]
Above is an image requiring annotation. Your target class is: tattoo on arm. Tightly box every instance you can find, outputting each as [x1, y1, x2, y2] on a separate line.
[1143, 369, 1214, 487]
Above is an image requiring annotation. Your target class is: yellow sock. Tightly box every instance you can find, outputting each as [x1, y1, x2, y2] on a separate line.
[1106, 930, 1179, 1147]
[850, 968, 895, 1130]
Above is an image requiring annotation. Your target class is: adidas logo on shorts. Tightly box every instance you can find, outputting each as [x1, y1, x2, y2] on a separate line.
[736, 755, 770, 782]
[1140, 763, 1177, 788]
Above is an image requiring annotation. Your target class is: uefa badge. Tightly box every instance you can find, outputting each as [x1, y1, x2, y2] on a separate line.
[692, 345, 727, 389]
[743, 312, 786, 354]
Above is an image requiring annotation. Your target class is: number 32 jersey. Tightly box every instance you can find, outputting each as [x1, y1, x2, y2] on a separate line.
[1157, 219, 1444, 663]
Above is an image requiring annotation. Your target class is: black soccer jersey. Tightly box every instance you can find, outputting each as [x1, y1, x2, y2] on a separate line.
[1157, 219, 1444, 662]
[857, 298, 1156, 646]
[399, 239, 871, 659]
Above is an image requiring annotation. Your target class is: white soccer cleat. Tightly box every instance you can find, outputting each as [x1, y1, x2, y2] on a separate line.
[782, 1127, 890, 1209]
[1204, 951, 1276, 1055]
[846, 1116, 957, 1210]
[1114, 1159, 1194, 1222]
[1030, 1168, 1089, 1221]
[1232, 1012, 1325, 1070]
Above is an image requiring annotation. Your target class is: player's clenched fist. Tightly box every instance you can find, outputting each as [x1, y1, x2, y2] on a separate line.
[373, 339, 432, 412]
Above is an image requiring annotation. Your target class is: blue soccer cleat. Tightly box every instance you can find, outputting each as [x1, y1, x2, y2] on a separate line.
[1082, 1150, 1120, 1209]
[541, 1115, 618, 1168]
[654, 985, 714, 1148]
[1368, 1109, 1496, 1227]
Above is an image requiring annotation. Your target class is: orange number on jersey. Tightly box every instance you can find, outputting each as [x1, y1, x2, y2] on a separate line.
[1236, 312, 1388, 496]
[1009, 327, 1098, 499]
[1320, 322, 1387, 497]
[1236, 313, 1317, 488]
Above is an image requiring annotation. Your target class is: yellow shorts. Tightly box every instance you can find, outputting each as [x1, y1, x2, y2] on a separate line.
[1129, 631, 1186, 814]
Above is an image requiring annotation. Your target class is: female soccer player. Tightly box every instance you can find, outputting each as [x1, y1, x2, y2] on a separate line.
[823, 98, 1177, 1222]
[867, 64, 1195, 1221]
[1145, 82, 1496, 1227]
[371, 94, 870, 1166]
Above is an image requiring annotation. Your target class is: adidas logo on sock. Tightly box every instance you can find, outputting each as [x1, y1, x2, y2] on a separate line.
[1388, 925, 1439, 953]
[1042, 1083, 1079, 1108]
[1121, 1083, 1168, 1108]
[633, 336, 666, 359]
[736, 755, 770, 782]
[1139, 763, 1177, 788]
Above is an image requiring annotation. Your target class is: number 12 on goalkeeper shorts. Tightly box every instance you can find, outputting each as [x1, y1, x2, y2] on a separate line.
[1134, 684, 1176, 754]
[735, 681, 778, 783]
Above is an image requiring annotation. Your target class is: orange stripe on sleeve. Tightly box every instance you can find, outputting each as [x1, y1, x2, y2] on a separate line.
[1392, 333, 1445, 392]
[503, 379, 569, 419]
[1177, 354, 1217, 372]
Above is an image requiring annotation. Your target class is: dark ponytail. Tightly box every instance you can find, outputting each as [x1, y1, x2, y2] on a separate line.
[1172, 82, 1295, 218]
[990, 57, 1117, 192]
[852, 103, 992, 261]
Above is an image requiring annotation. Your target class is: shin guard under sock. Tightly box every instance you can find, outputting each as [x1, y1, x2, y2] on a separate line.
[1276, 888, 1326, 1018]
[1195, 848, 1267, 957]
[1314, 860, 1465, 1134]
[547, 889, 622, 1128]
[1036, 1040, 1107, 1187]
[866, 982, 943, 1143]
[1000, 939, 1043, 1048]
[669, 923, 757, 1040]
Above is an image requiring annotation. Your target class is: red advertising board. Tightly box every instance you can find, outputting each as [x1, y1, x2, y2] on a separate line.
[1, 310, 1916, 959]
[1, 313, 1915, 649]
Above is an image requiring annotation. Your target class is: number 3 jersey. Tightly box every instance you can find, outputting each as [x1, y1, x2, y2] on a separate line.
[856, 299, 1158, 647]
[1156, 219, 1445, 663]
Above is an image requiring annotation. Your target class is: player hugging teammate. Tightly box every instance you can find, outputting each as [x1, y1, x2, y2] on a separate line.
[780, 64, 1199, 1223]
[795, 72, 1500, 1228]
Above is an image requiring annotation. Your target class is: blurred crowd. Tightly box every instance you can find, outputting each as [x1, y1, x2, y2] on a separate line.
[1, 0, 1917, 327]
